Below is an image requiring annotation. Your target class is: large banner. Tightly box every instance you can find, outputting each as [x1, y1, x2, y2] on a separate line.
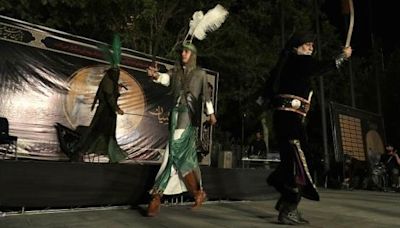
[0, 15, 218, 163]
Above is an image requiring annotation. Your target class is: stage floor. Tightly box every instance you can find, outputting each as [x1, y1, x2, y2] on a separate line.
[1, 189, 399, 228]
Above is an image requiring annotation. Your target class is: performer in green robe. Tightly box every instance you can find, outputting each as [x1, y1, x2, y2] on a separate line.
[144, 4, 227, 216]
[146, 42, 217, 216]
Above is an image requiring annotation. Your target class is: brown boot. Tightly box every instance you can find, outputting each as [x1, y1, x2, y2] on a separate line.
[147, 194, 161, 217]
[184, 171, 207, 209]
[193, 189, 207, 209]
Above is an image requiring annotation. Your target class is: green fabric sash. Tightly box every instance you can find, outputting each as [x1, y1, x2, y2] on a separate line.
[151, 105, 199, 194]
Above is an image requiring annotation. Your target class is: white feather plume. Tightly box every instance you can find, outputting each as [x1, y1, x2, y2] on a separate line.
[188, 11, 204, 35]
[187, 4, 228, 41]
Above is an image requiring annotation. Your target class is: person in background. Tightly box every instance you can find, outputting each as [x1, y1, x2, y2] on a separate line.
[249, 130, 267, 158]
[380, 144, 400, 190]
[56, 34, 127, 163]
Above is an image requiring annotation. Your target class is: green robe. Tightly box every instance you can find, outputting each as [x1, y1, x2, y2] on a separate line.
[151, 61, 210, 194]
[151, 105, 199, 194]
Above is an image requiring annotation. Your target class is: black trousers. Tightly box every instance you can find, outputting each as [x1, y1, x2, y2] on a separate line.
[268, 110, 318, 205]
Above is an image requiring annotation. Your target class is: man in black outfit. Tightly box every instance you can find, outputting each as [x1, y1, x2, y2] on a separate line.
[264, 31, 352, 225]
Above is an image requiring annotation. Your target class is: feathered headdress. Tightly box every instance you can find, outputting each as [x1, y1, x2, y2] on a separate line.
[98, 34, 122, 69]
[184, 4, 229, 43]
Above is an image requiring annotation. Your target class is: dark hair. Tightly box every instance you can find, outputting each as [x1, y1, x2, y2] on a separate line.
[285, 31, 316, 49]
[386, 144, 394, 149]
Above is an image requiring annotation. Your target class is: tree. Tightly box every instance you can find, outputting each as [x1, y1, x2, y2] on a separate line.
[1, 0, 368, 152]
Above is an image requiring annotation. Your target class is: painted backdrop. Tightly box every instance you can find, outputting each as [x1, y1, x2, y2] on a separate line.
[0, 15, 218, 163]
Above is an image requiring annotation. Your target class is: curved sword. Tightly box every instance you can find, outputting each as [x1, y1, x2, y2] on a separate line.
[345, 0, 354, 47]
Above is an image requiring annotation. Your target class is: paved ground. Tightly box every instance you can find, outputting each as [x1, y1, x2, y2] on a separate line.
[1, 189, 399, 228]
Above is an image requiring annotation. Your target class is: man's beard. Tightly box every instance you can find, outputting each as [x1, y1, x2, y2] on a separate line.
[297, 49, 313, 56]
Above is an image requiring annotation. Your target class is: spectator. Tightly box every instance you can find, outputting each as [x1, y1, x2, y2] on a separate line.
[249, 130, 267, 158]
[380, 144, 400, 190]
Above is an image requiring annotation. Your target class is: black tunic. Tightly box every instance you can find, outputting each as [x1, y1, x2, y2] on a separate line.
[56, 69, 127, 163]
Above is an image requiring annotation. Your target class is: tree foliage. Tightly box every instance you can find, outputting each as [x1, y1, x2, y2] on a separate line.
[2, 0, 389, 148]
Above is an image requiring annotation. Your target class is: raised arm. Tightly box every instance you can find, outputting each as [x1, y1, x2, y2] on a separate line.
[394, 151, 400, 165]
[147, 64, 171, 86]
[311, 46, 353, 77]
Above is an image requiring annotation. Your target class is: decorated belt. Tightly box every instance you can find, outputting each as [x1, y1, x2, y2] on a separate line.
[274, 94, 311, 117]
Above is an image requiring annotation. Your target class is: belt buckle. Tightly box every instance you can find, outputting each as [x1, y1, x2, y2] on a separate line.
[291, 99, 301, 109]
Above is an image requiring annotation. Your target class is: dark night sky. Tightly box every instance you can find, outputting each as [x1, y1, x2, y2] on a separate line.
[321, 0, 400, 144]
[322, 0, 399, 58]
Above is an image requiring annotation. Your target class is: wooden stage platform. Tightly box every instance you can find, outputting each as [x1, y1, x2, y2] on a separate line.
[0, 160, 275, 210]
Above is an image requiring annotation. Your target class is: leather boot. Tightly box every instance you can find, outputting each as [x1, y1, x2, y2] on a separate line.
[274, 196, 283, 211]
[193, 189, 207, 209]
[147, 194, 161, 217]
[184, 171, 207, 209]
[295, 209, 310, 224]
[278, 201, 301, 225]
[277, 200, 309, 225]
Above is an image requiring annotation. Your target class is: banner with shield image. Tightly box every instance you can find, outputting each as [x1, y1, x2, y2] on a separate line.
[0, 15, 218, 163]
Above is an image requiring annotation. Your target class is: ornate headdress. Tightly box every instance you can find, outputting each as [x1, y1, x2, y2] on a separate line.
[91, 34, 123, 111]
[98, 34, 122, 69]
[286, 31, 316, 49]
[181, 4, 229, 51]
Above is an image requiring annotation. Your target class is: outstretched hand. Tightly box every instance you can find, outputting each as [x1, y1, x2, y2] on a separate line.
[147, 63, 159, 79]
[209, 113, 217, 125]
[343, 46, 352, 59]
